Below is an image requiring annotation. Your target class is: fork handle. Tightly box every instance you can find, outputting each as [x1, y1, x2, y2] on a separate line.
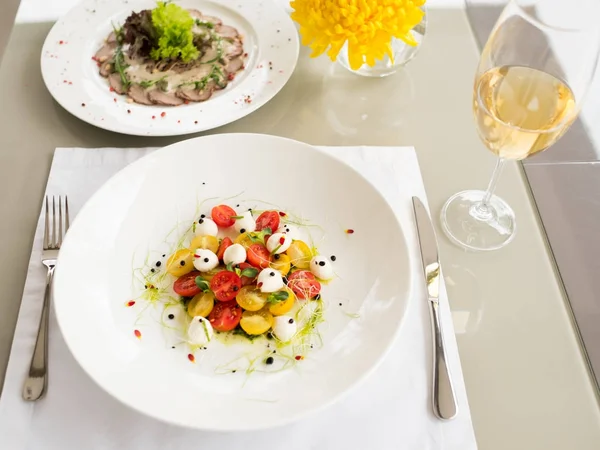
[23, 266, 54, 401]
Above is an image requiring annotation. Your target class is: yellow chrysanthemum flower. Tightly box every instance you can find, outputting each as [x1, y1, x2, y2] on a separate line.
[290, 0, 425, 70]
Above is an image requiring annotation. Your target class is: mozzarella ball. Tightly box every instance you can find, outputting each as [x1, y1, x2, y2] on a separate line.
[310, 255, 334, 280]
[277, 224, 298, 239]
[223, 243, 246, 266]
[257, 268, 284, 293]
[195, 217, 218, 236]
[187, 316, 213, 345]
[272, 315, 297, 342]
[193, 249, 219, 272]
[266, 232, 292, 254]
[234, 210, 256, 234]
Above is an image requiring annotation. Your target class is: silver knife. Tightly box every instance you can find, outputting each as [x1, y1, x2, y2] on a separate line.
[412, 196, 458, 420]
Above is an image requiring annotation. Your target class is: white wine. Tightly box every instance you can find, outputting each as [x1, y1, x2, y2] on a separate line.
[473, 65, 576, 160]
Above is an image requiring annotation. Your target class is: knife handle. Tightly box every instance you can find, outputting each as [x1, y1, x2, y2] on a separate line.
[429, 301, 458, 420]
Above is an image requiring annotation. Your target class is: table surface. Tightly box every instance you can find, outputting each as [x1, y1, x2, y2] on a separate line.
[0, 6, 599, 450]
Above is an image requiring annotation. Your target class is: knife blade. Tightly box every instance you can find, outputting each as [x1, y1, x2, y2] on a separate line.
[412, 196, 458, 420]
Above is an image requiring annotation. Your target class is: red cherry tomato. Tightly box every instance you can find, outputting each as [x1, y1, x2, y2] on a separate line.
[216, 237, 233, 261]
[210, 270, 242, 301]
[255, 211, 280, 232]
[247, 243, 271, 269]
[239, 262, 258, 286]
[211, 205, 236, 228]
[173, 271, 202, 297]
[287, 270, 321, 299]
[208, 300, 242, 331]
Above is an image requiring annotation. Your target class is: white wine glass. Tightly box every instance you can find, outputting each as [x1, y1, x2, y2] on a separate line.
[441, 0, 600, 251]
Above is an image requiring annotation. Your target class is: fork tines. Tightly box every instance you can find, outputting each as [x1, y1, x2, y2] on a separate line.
[44, 195, 69, 250]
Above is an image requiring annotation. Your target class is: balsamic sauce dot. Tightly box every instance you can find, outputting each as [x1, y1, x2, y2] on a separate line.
[288, 318, 294, 324]
[232, 370, 237, 373]
[171, 346, 176, 349]
[265, 356, 274, 365]
[200, 214, 205, 218]
[162, 254, 166, 257]
[151, 268, 155, 273]
[236, 204, 240, 207]
[168, 314, 175, 320]
[330, 255, 337, 261]
[202, 182, 206, 185]
[199, 218, 204, 224]
[319, 261, 326, 266]
[240, 228, 246, 233]
[156, 261, 162, 267]
[339, 303, 342, 306]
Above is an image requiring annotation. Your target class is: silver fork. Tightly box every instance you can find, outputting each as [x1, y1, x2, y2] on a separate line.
[23, 196, 69, 401]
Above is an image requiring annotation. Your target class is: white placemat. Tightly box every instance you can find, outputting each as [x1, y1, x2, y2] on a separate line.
[0, 146, 477, 450]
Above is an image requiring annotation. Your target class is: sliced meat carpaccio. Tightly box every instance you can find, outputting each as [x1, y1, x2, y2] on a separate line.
[176, 85, 214, 102]
[99, 62, 112, 78]
[106, 31, 117, 44]
[187, 9, 203, 19]
[224, 40, 243, 59]
[200, 46, 220, 63]
[94, 42, 116, 63]
[200, 15, 223, 26]
[108, 73, 127, 94]
[148, 89, 185, 106]
[215, 25, 239, 40]
[224, 57, 244, 75]
[128, 84, 153, 105]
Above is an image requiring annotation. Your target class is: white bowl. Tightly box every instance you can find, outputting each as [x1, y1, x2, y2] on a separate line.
[53, 134, 411, 430]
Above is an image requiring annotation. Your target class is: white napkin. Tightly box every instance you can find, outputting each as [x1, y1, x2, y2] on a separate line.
[0, 146, 477, 450]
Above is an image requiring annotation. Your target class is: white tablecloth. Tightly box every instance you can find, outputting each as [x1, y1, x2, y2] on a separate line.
[0, 146, 477, 450]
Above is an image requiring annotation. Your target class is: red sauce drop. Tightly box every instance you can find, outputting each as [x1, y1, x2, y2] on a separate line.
[134, 329, 141, 339]
[188, 354, 195, 363]
[346, 229, 355, 234]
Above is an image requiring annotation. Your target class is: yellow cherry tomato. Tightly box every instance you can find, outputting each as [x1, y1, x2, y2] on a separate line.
[286, 240, 312, 269]
[234, 232, 254, 249]
[240, 309, 274, 335]
[270, 253, 291, 276]
[190, 235, 219, 254]
[236, 285, 268, 311]
[268, 288, 295, 316]
[187, 291, 215, 317]
[201, 265, 225, 282]
[166, 249, 194, 277]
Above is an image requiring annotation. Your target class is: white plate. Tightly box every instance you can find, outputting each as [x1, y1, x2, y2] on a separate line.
[41, 0, 298, 136]
[53, 134, 411, 430]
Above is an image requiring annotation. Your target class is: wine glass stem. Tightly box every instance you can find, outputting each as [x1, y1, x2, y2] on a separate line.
[471, 158, 506, 221]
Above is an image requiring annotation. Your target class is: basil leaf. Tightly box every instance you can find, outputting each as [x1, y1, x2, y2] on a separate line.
[226, 262, 234, 272]
[194, 276, 210, 292]
[267, 290, 289, 303]
[240, 267, 258, 278]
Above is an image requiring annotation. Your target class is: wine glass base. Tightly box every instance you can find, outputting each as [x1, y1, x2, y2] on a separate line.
[440, 190, 516, 252]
